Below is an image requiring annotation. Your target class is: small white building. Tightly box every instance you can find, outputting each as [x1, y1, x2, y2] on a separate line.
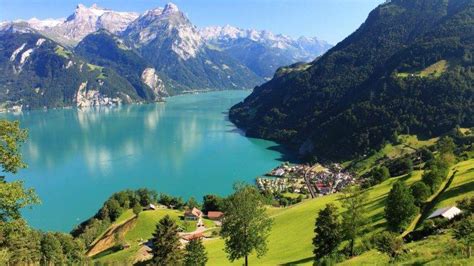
[427, 206, 462, 220]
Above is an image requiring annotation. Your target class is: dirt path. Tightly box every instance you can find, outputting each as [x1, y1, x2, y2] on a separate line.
[86, 216, 137, 257]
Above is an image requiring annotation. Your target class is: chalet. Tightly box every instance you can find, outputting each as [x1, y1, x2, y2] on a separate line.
[146, 204, 157, 211]
[427, 206, 462, 220]
[184, 207, 202, 220]
[207, 211, 224, 221]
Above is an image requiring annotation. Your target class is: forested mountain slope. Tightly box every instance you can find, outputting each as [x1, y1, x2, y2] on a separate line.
[230, 0, 474, 160]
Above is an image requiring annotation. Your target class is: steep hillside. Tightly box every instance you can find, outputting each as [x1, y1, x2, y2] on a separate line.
[230, 0, 474, 160]
[75, 31, 167, 100]
[0, 31, 148, 110]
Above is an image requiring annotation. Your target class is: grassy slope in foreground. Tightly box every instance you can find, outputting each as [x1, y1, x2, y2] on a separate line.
[341, 159, 474, 265]
[94, 208, 200, 264]
[205, 172, 423, 265]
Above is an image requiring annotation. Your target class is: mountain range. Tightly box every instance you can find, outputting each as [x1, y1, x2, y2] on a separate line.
[0, 3, 332, 110]
[230, 0, 474, 161]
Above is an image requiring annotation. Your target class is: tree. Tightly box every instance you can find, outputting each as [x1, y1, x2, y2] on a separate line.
[438, 136, 456, 155]
[410, 182, 431, 206]
[220, 184, 273, 266]
[40, 232, 64, 265]
[54, 233, 86, 264]
[339, 186, 368, 257]
[186, 197, 200, 210]
[0, 120, 28, 175]
[372, 231, 403, 258]
[453, 215, 474, 258]
[184, 238, 208, 266]
[152, 215, 182, 265]
[0, 120, 39, 222]
[372, 166, 391, 184]
[202, 194, 224, 213]
[313, 203, 342, 260]
[132, 205, 142, 217]
[385, 181, 418, 232]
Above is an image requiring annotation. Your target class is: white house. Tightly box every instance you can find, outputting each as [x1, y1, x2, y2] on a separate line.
[427, 206, 462, 220]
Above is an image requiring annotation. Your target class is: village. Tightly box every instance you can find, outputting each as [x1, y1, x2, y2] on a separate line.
[256, 162, 356, 198]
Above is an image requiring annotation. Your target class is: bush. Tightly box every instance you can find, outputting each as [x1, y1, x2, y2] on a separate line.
[372, 231, 403, 258]
[410, 182, 431, 206]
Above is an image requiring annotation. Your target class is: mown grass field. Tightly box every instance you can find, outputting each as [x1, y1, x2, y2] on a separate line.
[94, 208, 214, 264]
[436, 159, 474, 208]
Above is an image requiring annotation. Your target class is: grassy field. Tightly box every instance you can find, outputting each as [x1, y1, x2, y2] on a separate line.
[340, 230, 472, 265]
[344, 135, 437, 175]
[435, 159, 474, 208]
[54, 45, 72, 59]
[205, 171, 423, 265]
[396, 60, 449, 79]
[93, 208, 214, 264]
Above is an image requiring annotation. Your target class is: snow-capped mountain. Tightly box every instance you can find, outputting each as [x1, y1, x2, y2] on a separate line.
[201, 25, 333, 78]
[0, 2, 333, 109]
[24, 4, 139, 43]
[123, 3, 203, 61]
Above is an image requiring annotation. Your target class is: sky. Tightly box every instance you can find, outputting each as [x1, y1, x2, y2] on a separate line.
[0, 0, 385, 44]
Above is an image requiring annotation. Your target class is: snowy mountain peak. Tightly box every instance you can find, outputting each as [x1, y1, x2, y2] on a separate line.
[163, 2, 179, 14]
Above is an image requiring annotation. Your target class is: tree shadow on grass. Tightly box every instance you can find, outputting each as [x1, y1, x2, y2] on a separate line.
[282, 256, 314, 265]
[91, 246, 123, 260]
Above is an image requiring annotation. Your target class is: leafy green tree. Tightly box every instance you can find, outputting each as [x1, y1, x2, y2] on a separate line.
[186, 197, 200, 210]
[54, 233, 87, 264]
[339, 186, 368, 257]
[372, 231, 403, 258]
[220, 184, 273, 266]
[313, 203, 342, 260]
[0, 120, 39, 221]
[202, 194, 224, 213]
[438, 136, 456, 155]
[184, 238, 208, 266]
[373, 166, 391, 183]
[410, 182, 431, 206]
[0, 219, 42, 264]
[41, 232, 64, 265]
[0, 120, 28, 175]
[105, 199, 123, 221]
[152, 215, 182, 265]
[453, 215, 474, 258]
[385, 181, 418, 232]
[132, 205, 142, 217]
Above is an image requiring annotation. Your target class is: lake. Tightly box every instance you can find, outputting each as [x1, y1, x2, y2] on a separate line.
[2, 91, 289, 232]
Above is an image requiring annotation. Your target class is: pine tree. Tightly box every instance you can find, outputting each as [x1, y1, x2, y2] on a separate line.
[385, 181, 418, 232]
[184, 238, 208, 265]
[152, 215, 182, 265]
[313, 203, 342, 260]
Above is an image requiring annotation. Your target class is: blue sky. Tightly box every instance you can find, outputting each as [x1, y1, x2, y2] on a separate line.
[0, 0, 385, 44]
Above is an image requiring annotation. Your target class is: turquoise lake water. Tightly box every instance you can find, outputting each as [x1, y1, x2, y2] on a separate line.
[2, 91, 289, 232]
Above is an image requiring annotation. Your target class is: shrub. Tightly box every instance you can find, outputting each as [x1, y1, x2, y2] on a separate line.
[372, 231, 403, 258]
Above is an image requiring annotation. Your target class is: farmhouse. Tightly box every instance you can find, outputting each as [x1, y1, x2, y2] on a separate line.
[427, 206, 462, 220]
[207, 211, 224, 221]
[184, 207, 202, 220]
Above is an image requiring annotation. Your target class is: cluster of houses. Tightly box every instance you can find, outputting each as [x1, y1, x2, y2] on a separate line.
[309, 169, 355, 196]
[257, 163, 356, 197]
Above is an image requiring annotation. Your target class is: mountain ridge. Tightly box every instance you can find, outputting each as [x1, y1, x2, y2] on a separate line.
[229, 0, 474, 160]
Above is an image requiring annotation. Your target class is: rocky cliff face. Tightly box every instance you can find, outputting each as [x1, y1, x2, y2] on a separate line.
[141, 68, 168, 99]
